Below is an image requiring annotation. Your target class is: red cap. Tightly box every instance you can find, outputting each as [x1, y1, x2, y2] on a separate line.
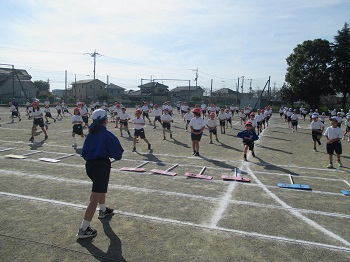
[135, 109, 142, 114]
[245, 121, 253, 126]
[193, 108, 201, 114]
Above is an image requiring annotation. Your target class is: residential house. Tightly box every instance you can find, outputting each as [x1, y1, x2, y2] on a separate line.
[71, 79, 106, 101]
[130, 82, 169, 104]
[212, 88, 239, 105]
[0, 67, 37, 104]
[106, 83, 126, 102]
[169, 86, 204, 102]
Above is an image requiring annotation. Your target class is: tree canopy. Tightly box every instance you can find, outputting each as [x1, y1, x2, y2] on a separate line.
[330, 22, 350, 109]
[285, 39, 332, 109]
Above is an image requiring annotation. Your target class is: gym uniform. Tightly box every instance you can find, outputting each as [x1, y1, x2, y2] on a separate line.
[324, 126, 343, 155]
[72, 115, 84, 135]
[189, 117, 206, 141]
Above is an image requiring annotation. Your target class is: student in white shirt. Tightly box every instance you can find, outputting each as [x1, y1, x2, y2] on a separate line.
[324, 117, 343, 168]
[200, 102, 207, 118]
[119, 107, 131, 137]
[131, 110, 151, 152]
[56, 103, 63, 119]
[44, 105, 56, 123]
[206, 112, 219, 144]
[225, 109, 232, 128]
[310, 114, 324, 152]
[184, 108, 193, 132]
[71, 107, 85, 148]
[29, 101, 48, 142]
[152, 104, 162, 129]
[141, 103, 152, 124]
[161, 108, 173, 140]
[9, 102, 21, 123]
[218, 108, 227, 134]
[79, 103, 89, 128]
[291, 109, 299, 132]
[181, 102, 188, 117]
[189, 108, 206, 156]
[343, 115, 350, 142]
[239, 109, 246, 125]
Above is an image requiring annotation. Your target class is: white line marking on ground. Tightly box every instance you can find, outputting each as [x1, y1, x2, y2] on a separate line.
[1, 168, 349, 219]
[243, 162, 350, 247]
[208, 177, 238, 227]
[1, 191, 350, 253]
[344, 180, 350, 188]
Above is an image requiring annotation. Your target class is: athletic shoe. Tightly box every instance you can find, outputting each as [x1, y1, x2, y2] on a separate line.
[148, 144, 151, 150]
[98, 207, 114, 219]
[72, 143, 77, 148]
[19, 118, 21, 122]
[216, 139, 219, 142]
[153, 127, 156, 129]
[54, 119, 56, 122]
[132, 147, 136, 152]
[348, 138, 350, 142]
[327, 164, 333, 169]
[244, 156, 247, 161]
[77, 226, 97, 239]
[209, 140, 213, 144]
[120, 133, 123, 137]
[163, 137, 166, 140]
[313, 149, 318, 152]
[193, 151, 196, 155]
[252, 152, 256, 157]
[195, 152, 200, 156]
[338, 161, 343, 167]
[29, 136, 34, 142]
[317, 140, 321, 145]
[44, 135, 48, 140]
[170, 134, 172, 139]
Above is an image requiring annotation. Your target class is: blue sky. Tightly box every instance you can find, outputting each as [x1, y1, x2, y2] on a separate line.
[0, 0, 349, 93]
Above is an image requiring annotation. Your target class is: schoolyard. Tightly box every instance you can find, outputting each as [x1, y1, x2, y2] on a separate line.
[0, 106, 349, 262]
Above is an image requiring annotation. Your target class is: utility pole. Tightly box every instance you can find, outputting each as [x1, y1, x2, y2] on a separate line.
[107, 75, 109, 102]
[84, 49, 103, 100]
[65, 70, 67, 98]
[248, 79, 252, 98]
[241, 76, 244, 94]
[194, 67, 198, 87]
[210, 79, 213, 103]
[237, 77, 240, 106]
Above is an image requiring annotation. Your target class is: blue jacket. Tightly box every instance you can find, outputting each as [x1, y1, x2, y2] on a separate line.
[82, 125, 124, 161]
[237, 129, 259, 143]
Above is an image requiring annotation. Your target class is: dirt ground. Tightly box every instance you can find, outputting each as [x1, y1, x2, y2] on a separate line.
[0, 106, 349, 261]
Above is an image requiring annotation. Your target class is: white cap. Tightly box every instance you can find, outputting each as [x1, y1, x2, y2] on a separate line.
[91, 109, 107, 121]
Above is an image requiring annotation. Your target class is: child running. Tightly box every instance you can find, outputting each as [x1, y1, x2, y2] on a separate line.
[29, 101, 48, 142]
[56, 102, 63, 119]
[71, 107, 85, 148]
[184, 108, 193, 132]
[152, 104, 162, 129]
[78, 109, 124, 239]
[131, 109, 151, 152]
[343, 115, 350, 142]
[80, 103, 89, 128]
[225, 109, 233, 128]
[218, 108, 226, 134]
[324, 117, 343, 168]
[44, 105, 56, 123]
[206, 112, 219, 144]
[291, 109, 299, 132]
[9, 102, 21, 123]
[189, 108, 206, 156]
[161, 108, 173, 140]
[310, 114, 324, 152]
[119, 107, 131, 137]
[237, 121, 259, 161]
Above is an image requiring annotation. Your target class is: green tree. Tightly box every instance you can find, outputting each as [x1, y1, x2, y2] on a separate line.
[330, 22, 350, 109]
[277, 83, 298, 107]
[33, 80, 50, 97]
[285, 39, 332, 109]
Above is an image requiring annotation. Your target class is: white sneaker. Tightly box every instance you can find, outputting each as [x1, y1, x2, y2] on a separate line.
[72, 143, 77, 147]
[338, 161, 343, 167]
[327, 164, 333, 169]
[313, 149, 317, 152]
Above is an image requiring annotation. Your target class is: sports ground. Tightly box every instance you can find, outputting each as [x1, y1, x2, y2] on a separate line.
[0, 106, 349, 262]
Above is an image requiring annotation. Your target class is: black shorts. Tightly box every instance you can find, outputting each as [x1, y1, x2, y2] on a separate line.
[85, 158, 111, 193]
[257, 121, 261, 127]
[11, 111, 19, 117]
[82, 116, 89, 124]
[57, 110, 62, 114]
[292, 121, 298, 126]
[326, 141, 342, 155]
[191, 129, 203, 141]
[287, 116, 291, 122]
[134, 128, 146, 139]
[63, 109, 69, 113]
[162, 122, 171, 130]
[202, 110, 206, 114]
[45, 112, 52, 118]
[227, 118, 231, 123]
[155, 116, 161, 122]
[312, 131, 322, 141]
[73, 124, 83, 135]
[220, 120, 226, 127]
[209, 128, 217, 135]
[243, 141, 254, 151]
[33, 118, 44, 127]
[143, 112, 149, 118]
[120, 120, 128, 127]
